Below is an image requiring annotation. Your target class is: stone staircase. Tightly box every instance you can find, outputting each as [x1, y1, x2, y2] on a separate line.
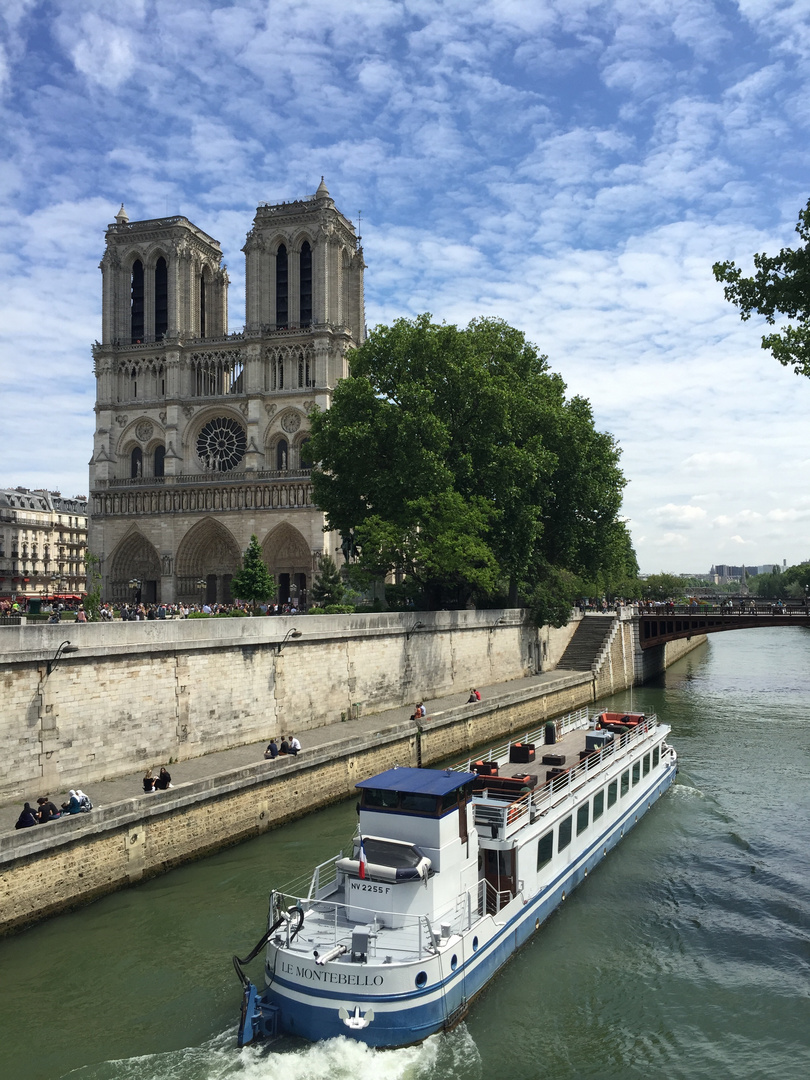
[557, 616, 617, 672]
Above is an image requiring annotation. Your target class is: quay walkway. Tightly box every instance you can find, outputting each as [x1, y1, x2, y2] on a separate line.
[0, 668, 588, 836]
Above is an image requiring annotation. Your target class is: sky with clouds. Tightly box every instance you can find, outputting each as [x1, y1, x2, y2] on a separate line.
[2, 0, 810, 574]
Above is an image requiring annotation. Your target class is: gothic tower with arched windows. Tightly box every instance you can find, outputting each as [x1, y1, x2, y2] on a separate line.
[89, 180, 365, 606]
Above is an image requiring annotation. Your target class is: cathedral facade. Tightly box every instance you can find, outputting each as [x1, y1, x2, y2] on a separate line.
[88, 179, 364, 606]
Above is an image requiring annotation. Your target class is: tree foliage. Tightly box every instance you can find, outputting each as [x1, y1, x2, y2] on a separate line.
[230, 535, 275, 608]
[311, 553, 345, 606]
[713, 199, 810, 377]
[84, 550, 102, 622]
[307, 315, 631, 619]
[641, 572, 685, 602]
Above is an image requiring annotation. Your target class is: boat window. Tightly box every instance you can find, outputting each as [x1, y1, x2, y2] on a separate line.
[362, 788, 399, 809]
[361, 838, 424, 869]
[621, 770, 630, 797]
[558, 815, 572, 851]
[576, 804, 589, 835]
[400, 792, 440, 815]
[415, 971, 428, 988]
[632, 762, 640, 786]
[441, 784, 472, 811]
[607, 780, 618, 807]
[652, 745, 660, 768]
[536, 831, 553, 870]
[643, 753, 651, 776]
[593, 789, 605, 820]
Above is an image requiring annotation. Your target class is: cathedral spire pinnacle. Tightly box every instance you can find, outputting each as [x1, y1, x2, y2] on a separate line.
[315, 177, 330, 198]
[115, 203, 129, 224]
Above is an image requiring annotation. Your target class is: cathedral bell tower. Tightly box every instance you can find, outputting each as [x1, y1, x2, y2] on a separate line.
[89, 182, 365, 609]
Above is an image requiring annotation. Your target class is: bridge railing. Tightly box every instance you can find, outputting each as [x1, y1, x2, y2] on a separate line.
[638, 603, 810, 616]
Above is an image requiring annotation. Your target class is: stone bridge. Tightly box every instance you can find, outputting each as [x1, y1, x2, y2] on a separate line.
[639, 606, 810, 649]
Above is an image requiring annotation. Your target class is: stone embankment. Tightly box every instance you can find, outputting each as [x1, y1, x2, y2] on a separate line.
[0, 610, 705, 935]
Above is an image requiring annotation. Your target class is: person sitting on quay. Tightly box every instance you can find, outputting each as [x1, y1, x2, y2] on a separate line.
[143, 769, 156, 793]
[279, 737, 291, 755]
[75, 789, 93, 811]
[467, 688, 481, 703]
[61, 790, 84, 814]
[264, 738, 279, 760]
[288, 734, 301, 756]
[154, 767, 172, 790]
[15, 802, 38, 829]
[37, 796, 61, 823]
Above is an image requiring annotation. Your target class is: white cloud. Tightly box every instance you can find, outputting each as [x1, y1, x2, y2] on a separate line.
[3, 0, 810, 571]
[652, 504, 708, 525]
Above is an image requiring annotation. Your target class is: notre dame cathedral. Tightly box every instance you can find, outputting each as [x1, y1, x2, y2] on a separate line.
[88, 179, 365, 605]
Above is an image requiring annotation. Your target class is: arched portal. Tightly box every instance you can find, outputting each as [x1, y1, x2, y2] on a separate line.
[262, 523, 312, 608]
[108, 529, 162, 604]
[175, 518, 241, 605]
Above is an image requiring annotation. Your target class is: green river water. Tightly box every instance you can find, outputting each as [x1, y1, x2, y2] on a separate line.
[2, 627, 809, 1080]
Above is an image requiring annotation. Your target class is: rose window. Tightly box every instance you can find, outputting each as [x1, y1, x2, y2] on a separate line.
[196, 417, 247, 472]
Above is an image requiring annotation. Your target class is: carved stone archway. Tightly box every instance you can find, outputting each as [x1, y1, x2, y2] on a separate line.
[175, 518, 241, 604]
[108, 529, 162, 604]
[262, 522, 312, 607]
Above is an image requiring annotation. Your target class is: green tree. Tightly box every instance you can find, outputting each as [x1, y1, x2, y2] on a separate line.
[230, 535, 275, 610]
[311, 553, 345, 606]
[713, 198, 810, 376]
[307, 314, 631, 615]
[642, 572, 684, 601]
[83, 550, 102, 622]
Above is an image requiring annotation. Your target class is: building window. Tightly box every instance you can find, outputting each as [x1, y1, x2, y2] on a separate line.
[536, 831, 553, 870]
[300, 240, 312, 324]
[558, 815, 572, 851]
[155, 257, 168, 339]
[277, 358, 284, 389]
[154, 445, 165, 477]
[131, 259, 144, 342]
[276, 244, 288, 327]
[298, 357, 304, 387]
[130, 446, 143, 478]
[200, 273, 206, 337]
[196, 416, 247, 472]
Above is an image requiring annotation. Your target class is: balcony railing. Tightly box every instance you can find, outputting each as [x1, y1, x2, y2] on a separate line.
[94, 468, 312, 490]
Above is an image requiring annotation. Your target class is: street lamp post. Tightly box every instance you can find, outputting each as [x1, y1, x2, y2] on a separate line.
[197, 578, 207, 609]
[128, 578, 142, 607]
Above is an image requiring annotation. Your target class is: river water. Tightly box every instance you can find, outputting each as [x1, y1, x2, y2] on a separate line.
[3, 627, 809, 1080]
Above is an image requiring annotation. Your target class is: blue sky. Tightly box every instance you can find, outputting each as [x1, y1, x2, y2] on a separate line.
[2, 0, 810, 574]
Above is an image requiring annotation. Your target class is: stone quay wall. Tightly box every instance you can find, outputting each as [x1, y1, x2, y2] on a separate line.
[0, 611, 580, 801]
[0, 670, 596, 936]
[0, 613, 706, 935]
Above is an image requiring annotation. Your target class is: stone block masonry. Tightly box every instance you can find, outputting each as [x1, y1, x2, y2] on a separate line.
[0, 610, 576, 800]
[0, 673, 594, 936]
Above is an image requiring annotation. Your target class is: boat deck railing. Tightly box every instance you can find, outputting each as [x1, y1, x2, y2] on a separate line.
[473, 713, 662, 840]
[452, 706, 590, 776]
[273, 872, 514, 959]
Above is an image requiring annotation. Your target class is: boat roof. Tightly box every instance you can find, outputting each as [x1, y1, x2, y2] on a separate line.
[357, 767, 475, 797]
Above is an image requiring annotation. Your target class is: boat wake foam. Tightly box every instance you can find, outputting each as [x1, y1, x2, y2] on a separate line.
[61, 1024, 482, 1080]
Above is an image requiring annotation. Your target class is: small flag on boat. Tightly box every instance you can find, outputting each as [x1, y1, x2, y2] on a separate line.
[359, 838, 368, 880]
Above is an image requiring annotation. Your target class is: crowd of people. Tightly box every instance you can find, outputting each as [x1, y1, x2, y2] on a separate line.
[15, 790, 93, 828]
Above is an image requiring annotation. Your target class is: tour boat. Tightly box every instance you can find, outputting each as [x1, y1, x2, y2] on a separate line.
[234, 706, 677, 1049]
